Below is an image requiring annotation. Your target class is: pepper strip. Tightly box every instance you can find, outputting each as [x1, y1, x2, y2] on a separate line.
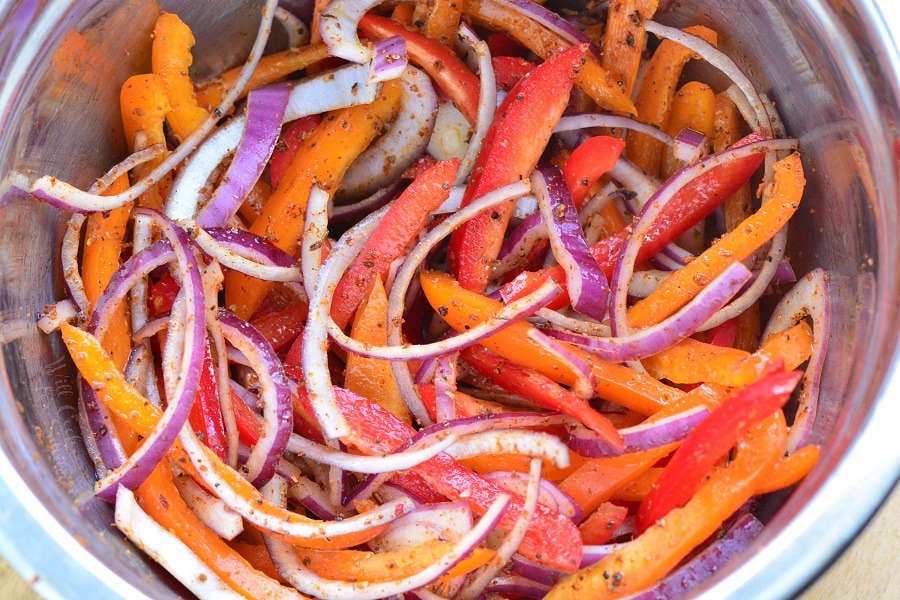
[626, 25, 718, 177]
[119, 73, 171, 209]
[152, 12, 209, 142]
[195, 44, 332, 110]
[600, 0, 659, 100]
[225, 81, 403, 319]
[627, 152, 805, 327]
[464, 0, 636, 115]
[547, 413, 787, 598]
[661, 80, 716, 179]
[421, 0, 464, 47]
[421, 271, 681, 414]
[448, 43, 586, 292]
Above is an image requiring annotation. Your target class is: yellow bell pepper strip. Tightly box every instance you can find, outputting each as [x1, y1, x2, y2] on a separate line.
[421, 270, 681, 414]
[225, 81, 403, 319]
[628, 152, 806, 328]
[600, 0, 659, 100]
[557, 445, 678, 515]
[344, 276, 412, 423]
[661, 80, 716, 180]
[331, 158, 459, 329]
[547, 412, 788, 599]
[626, 25, 718, 177]
[636, 368, 801, 532]
[447, 43, 587, 292]
[194, 44, 332, 110]
[293, 543, 494, 582]
[464, 0, 636, 116]
[460, 344, 624, 449]
[358, 15, 481, 126]
[152, 12, 209, 142]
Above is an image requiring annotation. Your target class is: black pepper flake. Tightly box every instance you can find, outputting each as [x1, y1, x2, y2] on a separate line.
[438, 306, 449, 317]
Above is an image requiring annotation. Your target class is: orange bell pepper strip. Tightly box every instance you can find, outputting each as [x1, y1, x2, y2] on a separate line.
[447, 43, 587, 292]
[229, 540, 290, 584]
[225, 81, 403, 319]
[661, 80, 716, 179]
[547, 412, 788, 599]
[420, 0, 463, 47]
[194, 44, 332, 110]
[420, 271, 682, 414]
[152, 12, 209, 142]
[626, 25, 718, 177]
[636, 368, 801, 532]
[460, 344, 623, 449]
[464, 0, 636, 116]
[609, 467, 662, 502]
[344, 276, 412, 423]
[754, 443, 820, 494]
[578, 502, 629, 545]
[330, 158, 459, 329]
[119, 73, 171, 210]
[358, 14, 481, 126]
[557, 445, 678, 515]
[458, 453, 587, 482]
[293, 543, 493, 582]
[600, 0, 659, 100]
[628, 152, 806, 328]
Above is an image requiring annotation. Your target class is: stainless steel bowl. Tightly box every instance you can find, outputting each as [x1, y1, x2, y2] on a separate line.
[1, 1, 898, 598]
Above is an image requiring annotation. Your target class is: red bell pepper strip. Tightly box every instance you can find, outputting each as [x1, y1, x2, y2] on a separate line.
[268, 116, 321, 189]
[461, 344, 623, 450]
[491, 56, 535, 91]
[636, 367, 801, 532]
[358, 14, 481, 126]
[562, 136, 626, 210]
[294, 385, 584, 571]
[188, 349, 228, 460]
[149, 271, 179, 317]
[707, 316, 740, 348]
[448, 43, 588, 293]
[331, 158, 459, 330]
[487, 32, 529, 58]
[249, 299, 309, 354]
[499, 132, 767, 307]
[578, 502, 629, 545]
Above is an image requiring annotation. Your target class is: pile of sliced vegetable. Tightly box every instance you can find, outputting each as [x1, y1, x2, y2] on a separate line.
[19, 0, 831, 597]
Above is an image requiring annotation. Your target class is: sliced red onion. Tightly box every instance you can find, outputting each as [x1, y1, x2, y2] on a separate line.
[61, 214, 89, 314]
[534, 165, 611, 321]
[446, 430, 570, 468]
[194, 226, 304, 285]
[485, 575, 550, 599]
[180, 430, 417, 539]
[274, 5, 310, 48]
[92, 143, 167, 193]
[37, 299, 79, 333]
[609, 158, 660, 207]
[496, 211, 545, 277]
[368, 502, 474, 552]
[340, 67, 437, 200]
[555, 114, 674, 145]
[217, 310, 293, 487]
[262, 475, 510, 599]
[432, 184, 466, 215]
[301, 185, 330, 300]
[319, 0, 385, 63]
[330, 180, 402, 226]
[78, 378, 127, 475]
[428, 101, 473, 161]
[14, 0, 279, 213]
[482, 471, 582, 521]
[761, 269, 830, 452]
[525, 328, 594, 400]
[457, 459, 542, 599]
[172, 471, 244, 541]
[532, 308, 611, 337]
[551, 261, 752, 362]
[113, 487, 244, 599]
[371, 35, 408, 83]
[283, 61, 381, 122]
[287, 475, 339, 521]
[673, 127, 707, 163]
[434, 353, 460, 423]
[197, 83, 291, 228]
[286, 431, 457, 474]
[566, 405, 710, 458]
[581, 543, 617, 567]
[456, 24, 496, 185]
[629, 513, 764, 600]
[625, 269, 671, 298]
[497, 0, 602, 58]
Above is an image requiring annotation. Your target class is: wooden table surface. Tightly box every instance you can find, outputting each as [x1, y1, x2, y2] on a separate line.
[1, 485, 897, 599]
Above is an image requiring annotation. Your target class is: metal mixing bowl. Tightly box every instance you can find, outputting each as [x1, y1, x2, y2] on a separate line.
[1, 1, 898, 598]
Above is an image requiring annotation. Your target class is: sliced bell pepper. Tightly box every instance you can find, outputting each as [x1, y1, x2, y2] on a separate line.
[448, 43, 587, 292]
[419, 0, 463, 46]
[330, 158, 459, 329]
[491, 55, 535, 91]
[754, 443, 820, 494]
[600, 0, 659, 100]
[464, 0, 636, 115]
[249, 299, 309, 354]
[626, 25, 718, 177]
[421, 270, 681, 414]
[628, 152, 805, 328]
[499, 132, 767, 308]
[636, 368, 801, 532]
[417, 382, 511, 420]
[225, 80, 403, 320]
[119, 73, 171, 210]
[344, 276, 412, 423]
[578, 502, 629, 545]
[562, 136, 626, 209]
[487, 32, 529, 58]
[152, 12, 209, 142]
[268, 116, 322, 190]
[194, 44, 331, 110]
[549, 411, 787, 598]
[458, 453, 587, 483]
[661, 80, 716, 180]
[460, 344, 623, 449]
[188, 348, 228, 461]
[358, 14, 481, 126]
[609, 467, 662, 502]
